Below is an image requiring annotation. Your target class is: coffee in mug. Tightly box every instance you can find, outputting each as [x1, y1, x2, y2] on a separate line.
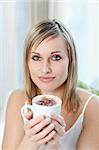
[21, 94, 62, 122]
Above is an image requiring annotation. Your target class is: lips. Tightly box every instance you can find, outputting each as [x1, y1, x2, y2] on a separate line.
[38, 76, 55, 82]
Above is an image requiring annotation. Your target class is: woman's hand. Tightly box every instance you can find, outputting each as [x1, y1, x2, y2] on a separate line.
[22, 115, 56, 150]
[45, 113, 66, 150]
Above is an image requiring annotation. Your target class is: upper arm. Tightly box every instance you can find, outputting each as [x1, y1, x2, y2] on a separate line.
[77, 96, 99, 150]
[2, 90, 25, 150]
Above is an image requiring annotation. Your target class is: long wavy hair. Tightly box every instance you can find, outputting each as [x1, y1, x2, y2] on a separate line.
[23, 19, 80, 112]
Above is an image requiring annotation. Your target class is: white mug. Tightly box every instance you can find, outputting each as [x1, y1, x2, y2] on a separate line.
[21, 94, 62, 123]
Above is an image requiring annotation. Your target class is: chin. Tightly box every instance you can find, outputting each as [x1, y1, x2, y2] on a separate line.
[40, 88, 54, 92]
[35, 81, 64, 92]
[38, 86, 60, 94]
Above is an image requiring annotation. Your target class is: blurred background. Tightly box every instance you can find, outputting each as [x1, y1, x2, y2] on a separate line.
[0, 0, 99, 147]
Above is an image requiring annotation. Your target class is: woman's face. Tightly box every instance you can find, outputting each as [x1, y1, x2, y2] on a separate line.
[28, 35, 69, 93]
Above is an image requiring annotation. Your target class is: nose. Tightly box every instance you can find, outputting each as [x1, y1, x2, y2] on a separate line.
[42, 60, 52, 74]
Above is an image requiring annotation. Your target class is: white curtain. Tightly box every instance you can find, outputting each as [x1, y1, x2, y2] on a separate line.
[0, 0, 49, 120]
[0, 0, 49, 147]
[0, 1, 28, 122]
[48, 0, 99, 88]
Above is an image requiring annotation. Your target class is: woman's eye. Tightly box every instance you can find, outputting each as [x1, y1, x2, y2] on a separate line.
[32, 55, 41, 61]
[51, 55, 62, 61]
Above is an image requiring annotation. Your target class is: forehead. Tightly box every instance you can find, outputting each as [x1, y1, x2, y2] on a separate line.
[31, 35, 67, 54]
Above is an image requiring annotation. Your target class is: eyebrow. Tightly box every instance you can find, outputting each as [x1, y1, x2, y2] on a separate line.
[32, 51, 63, 55]
[32, 52, 40, 55]
[51, 51, 62, 54]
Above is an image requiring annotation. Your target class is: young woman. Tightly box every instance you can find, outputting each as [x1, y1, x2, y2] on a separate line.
[2, 19, 99, 150]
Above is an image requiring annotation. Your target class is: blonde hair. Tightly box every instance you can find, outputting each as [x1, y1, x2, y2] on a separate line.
[23, 19, 80, 112]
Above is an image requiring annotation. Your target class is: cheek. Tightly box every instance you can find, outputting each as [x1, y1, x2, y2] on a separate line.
[28, 61, 37, 75]
[56, 62, 68, 76]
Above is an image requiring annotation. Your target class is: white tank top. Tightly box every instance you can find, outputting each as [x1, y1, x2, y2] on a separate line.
[39, 95, 94, 150]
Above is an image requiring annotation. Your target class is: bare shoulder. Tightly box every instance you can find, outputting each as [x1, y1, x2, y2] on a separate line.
[77, 88, 99, 149]
[8, 89, 26, 102]
[81, 89, 99, 126]
[5, 89, 27, 122]
[2, 89, 26, 149]
[6, 89, 28, 122]
[77, 87, 99, 126]
[78, 87, 99, 130]
[77, 87, 99, 105]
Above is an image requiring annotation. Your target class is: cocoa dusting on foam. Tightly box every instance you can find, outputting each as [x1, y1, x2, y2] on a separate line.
[36, 97, 56, 106]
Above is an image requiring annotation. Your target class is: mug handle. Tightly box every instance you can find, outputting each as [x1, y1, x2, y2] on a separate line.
[21, 102, 33, 123]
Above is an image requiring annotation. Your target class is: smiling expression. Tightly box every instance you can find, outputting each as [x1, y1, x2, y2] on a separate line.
[28, 35, 69, 93]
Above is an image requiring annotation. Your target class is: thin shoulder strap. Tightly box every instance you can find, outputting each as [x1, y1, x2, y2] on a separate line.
[82, 95, 94, 114]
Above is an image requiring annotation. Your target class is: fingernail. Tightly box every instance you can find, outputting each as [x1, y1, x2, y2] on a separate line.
[50, 123, 55, 128]
[52, 130, 56, 135]
[45, 117, 51, 122]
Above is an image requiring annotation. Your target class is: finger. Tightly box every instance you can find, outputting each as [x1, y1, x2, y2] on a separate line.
[24, 115, 45, 130]
[29, 117, 51, 135]
[45, 133, 59, 146]
[50, 113, 66, 127]
[52, 120, 65, 136]
[25, 110, 33, 120]
[33, 123, 55, 141]
[37, 130, 56, 145]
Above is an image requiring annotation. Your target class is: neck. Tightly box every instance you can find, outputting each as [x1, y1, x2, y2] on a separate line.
[38, 84, 65, 100]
